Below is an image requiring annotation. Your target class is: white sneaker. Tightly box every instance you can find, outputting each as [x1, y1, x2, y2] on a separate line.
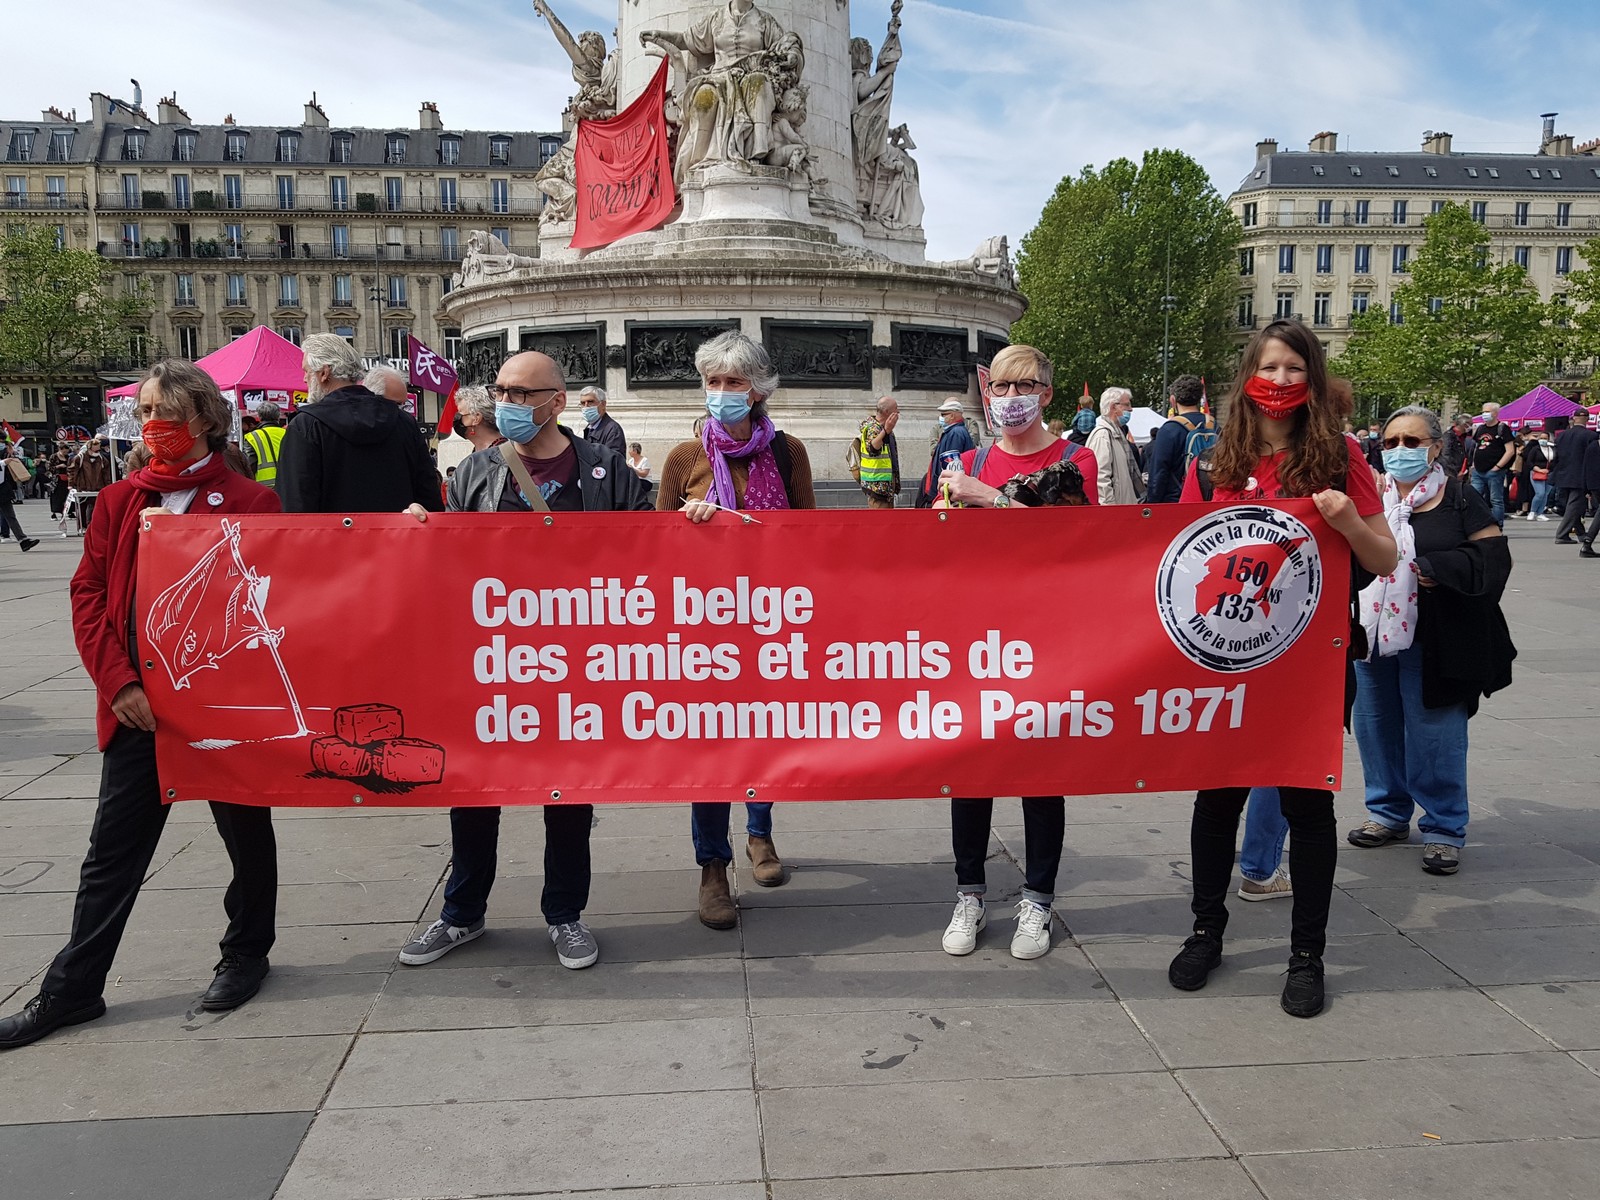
[1536, 514, 1551, 521]
[1010, 899, 1053, 960]
[941, 893, 986, 955]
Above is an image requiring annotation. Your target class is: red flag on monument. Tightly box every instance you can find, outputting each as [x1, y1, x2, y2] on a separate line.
[570, 60, 677, 250]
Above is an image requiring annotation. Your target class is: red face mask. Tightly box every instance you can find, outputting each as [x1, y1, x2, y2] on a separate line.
[141, 417, 199, 471]
[1243, 375, 1310, 419]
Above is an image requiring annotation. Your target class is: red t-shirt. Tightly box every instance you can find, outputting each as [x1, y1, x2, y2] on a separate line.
[959, 441, 1100, 505]
[1180, 434, 1381, 517]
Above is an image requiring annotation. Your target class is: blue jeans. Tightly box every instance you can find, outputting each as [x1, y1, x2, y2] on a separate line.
[1239, 788, 1289, 882]
[1531, 478, 1551, 516]
[1470, 467, 1506, 527]
[1353, 646, 1471, 846]
[691, 802, 773, 866]
[441, 804, 592, 927]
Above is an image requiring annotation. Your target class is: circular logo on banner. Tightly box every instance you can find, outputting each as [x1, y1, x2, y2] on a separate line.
[1155, 505, 1323, 673]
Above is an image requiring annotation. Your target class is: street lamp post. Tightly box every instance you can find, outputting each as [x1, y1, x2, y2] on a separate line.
[1160, 236, 1178, 401]
[368, 283, 383, 361]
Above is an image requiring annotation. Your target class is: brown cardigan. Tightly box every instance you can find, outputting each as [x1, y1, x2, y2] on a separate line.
[655, 435, 816, 511]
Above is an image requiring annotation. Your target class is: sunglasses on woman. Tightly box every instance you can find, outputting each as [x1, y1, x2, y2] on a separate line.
[1381, 434, 1435, 450]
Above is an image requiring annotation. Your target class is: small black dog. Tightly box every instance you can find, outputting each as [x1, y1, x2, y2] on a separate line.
[999, 458, 1089, 507]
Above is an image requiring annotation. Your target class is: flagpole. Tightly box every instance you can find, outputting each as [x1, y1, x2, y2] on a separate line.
[227, 525, 309, 737]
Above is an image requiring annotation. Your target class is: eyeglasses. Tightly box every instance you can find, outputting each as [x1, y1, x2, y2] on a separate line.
[1381, 434, 1435, 450]
[487, 385, 560, 406]
[987, 379, 1045, 397]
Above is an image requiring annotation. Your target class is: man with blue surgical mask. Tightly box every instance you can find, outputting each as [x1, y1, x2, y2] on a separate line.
[400, 351, 652, 973]
[578, 385, 627, 459]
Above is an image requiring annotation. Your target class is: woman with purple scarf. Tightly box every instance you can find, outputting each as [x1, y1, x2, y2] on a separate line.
[657, 330, 816, 930]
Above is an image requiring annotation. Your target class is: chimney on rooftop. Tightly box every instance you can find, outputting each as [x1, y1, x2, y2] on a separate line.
[156, 94, 189, 125]
[1547, 133, 1574, 157]
[1308, 131, 1338, 153]
[1255, 137, 1278, 160]
[1541, 112, 1559, 150]
[1421, 131, 1453, 155]
[419, 101, 442, 131]
[304, 92, 329, 128]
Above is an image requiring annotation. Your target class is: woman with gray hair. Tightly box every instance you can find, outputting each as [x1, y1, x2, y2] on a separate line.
[656, 329, 815, 930]
[1347, 404, 1515, 877]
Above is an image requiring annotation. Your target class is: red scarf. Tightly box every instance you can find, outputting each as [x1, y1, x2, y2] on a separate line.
[1243, 376, 1310, 419]
[116, 453, 240, 559]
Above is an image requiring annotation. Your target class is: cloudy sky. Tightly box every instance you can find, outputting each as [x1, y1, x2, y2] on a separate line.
[6, 0, 1597, 260]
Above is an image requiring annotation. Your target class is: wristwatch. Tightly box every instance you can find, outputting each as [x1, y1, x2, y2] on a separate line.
[992, 494, 1011, 509]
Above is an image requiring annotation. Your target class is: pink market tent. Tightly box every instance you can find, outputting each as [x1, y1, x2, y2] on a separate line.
[1499, 385, 1580, 426]
[106, 327, 305, 409]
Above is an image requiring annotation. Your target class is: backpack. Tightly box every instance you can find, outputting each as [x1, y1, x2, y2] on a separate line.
[1180, 413, 1218, 478]
[844, 436, 861, 482]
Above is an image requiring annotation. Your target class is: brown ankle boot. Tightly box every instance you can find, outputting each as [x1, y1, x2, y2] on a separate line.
[746, 835, 786, 887]
[697, 862, 737, 929]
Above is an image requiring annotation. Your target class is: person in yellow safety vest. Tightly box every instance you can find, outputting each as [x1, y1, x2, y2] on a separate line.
[857, 396, 901, 509]
[243, 403, 288, 488]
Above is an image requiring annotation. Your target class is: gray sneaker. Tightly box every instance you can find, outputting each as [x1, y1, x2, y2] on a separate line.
[399, 918, 485, 965]
[549, 920, 599, 969]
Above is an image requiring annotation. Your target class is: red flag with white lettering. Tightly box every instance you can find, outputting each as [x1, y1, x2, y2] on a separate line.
[571, 60, 677, 250]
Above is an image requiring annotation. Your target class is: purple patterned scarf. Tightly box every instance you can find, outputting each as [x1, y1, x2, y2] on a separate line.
[702, 415, 789, 510]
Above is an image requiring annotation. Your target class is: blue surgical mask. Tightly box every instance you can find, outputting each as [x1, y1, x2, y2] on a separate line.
[495, 401, 547, 446]
[1381, 446, 1433, 483]
[706, 391, 751, 426]
[581, 405, 601, 427]
[1118, 412, 1131, 428]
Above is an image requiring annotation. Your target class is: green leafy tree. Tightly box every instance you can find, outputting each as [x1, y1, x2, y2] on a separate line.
[1557, 234, 1600, 369]
[1013, 149, 1240, 415]
[1331, 203, 1557, 413]
[0, 225, 147, 392]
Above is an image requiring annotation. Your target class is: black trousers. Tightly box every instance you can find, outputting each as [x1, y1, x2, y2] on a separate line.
[1189, 786, 1337, 958]
[1555, 489, 1599, 541]
[441, 804, 592, 927]
[42, 726, 278, 1002]
[0, 497, 26, 541]
[951, 796, 1066, 899]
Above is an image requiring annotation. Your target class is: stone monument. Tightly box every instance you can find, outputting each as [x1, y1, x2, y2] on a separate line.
[442, 0, 1023, 482]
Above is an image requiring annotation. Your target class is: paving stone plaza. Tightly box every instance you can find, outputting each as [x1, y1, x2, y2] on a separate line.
[2, 520, 1598, 1199]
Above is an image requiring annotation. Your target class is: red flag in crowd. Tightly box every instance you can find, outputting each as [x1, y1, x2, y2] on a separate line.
[571, 60, 677, 250]
[408, 335, 460, 434]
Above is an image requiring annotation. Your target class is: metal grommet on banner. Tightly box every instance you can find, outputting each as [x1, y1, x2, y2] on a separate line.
[551, 789, 562, 800]
[543, 516, 554, 527]
[1135, 779, 1147, 790]
[1332, 638, 1344, 648]
[746, 788, 757, 799]
[342, 517, 354, 528]
[1326, 775, 1338, 785]
[165, 788, 177, 799]
[144, 660, 154, 670]
[352, 795, 363, 805]
[940, 785, 951, 796]
[937, 512, 947, 522]
[1141, 508, 1152, 518]
[741, 514, 754, 525]
[141, 521, 152, 531]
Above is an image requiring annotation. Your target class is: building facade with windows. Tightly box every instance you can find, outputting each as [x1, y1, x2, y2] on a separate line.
[2, 91, 560, 435]
[1228, 120, 1599, 365]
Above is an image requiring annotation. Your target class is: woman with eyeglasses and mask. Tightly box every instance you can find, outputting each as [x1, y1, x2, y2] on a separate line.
[931, 344, 1098, 964]
[1169, 319, 1397, 1019]
[657, 330, 815, 931]
[1346, 405, 1513, 878]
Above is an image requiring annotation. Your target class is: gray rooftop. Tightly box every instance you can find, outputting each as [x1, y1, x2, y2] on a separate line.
[1235, 151, 1600, 194]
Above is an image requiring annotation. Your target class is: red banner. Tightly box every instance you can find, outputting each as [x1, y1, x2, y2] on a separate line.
[136, 505, 1350, 808]
[570, 60, 677, 250]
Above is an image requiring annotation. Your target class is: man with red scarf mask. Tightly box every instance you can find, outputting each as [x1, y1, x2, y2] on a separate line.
[0, 360, 281, 1050]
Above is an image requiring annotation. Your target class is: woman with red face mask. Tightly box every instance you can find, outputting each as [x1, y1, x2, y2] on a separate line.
[1167, 320, 1398, 1019]
[0, 360, 282, 1051]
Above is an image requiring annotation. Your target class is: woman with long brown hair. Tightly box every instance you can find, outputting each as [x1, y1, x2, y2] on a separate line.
[0, 360, 281, 1050]
[1170, 319, 1397, 1019]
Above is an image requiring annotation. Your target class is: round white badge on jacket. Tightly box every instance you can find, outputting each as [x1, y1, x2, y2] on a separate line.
[207, 492, 224, 507]
[592, 466, 606, 479]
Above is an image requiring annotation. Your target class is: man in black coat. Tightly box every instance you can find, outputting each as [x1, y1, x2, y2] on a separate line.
[277, 334, 444, 515]
[1551, 413, 1600, 549]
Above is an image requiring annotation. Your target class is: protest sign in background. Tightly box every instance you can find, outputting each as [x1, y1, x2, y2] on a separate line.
[136, 505, 1350, 807]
